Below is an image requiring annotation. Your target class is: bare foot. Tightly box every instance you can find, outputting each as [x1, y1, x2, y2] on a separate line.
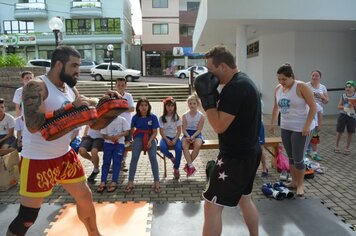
[285, 182, 297, 189]
[296, 187, 304, 197]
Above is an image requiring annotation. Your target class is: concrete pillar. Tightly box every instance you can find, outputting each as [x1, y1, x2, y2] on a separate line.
[184, 56, 188, 68]
[235, 25, 247, 72]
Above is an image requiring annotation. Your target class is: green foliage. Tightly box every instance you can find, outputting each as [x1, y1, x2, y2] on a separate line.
[0, 54, 26, 68]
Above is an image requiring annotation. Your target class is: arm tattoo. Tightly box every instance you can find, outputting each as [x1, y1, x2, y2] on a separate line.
[23, 83, 46, 132]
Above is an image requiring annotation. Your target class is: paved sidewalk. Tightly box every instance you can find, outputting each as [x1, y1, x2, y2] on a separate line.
[1, 102, 355, 231]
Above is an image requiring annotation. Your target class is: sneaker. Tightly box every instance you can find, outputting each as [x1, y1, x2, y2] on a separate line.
[87, 170, 99, 183]
[187, 166, 197, 177]
[343, 149, 351, 155]
[183, 164, 188, 173]
[173, 168, 180, 179]
[312, 153, 322, 161]
[261, 169, 269, 178]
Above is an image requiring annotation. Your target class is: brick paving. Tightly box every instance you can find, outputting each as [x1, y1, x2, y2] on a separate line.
[1, 102, 355, 231]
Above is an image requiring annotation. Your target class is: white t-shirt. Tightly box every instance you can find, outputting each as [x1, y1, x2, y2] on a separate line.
[306, 82, 328, 107]
[12, 87, 23, 105]
[0, 113, 15, 135]
[100, 116, 130, 144]
[88, 128, 103, 139]
[183, 111, 203, 131]
[14, 116, 25, 132]
[120, 92, 134, 124]
[159, 115, 182, 138]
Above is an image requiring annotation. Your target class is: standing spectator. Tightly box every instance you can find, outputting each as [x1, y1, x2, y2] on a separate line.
[308, 103, 323, 161]
[269, 63, 316, 197]
[115, 78, 135, 170]
[12, 115, 25, 152]
[195, 46, 261, 236]
[305, 70, 328, 159]
[12, 71, 34, 117]
[125, 97, 160, 193]
[0, 98, 16, 152]
[334, 80, 356, 155]
[97, 116, 130, 193]
[159, 96, 182, 179]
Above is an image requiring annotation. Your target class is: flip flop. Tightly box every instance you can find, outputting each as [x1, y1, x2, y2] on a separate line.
[124, 185, 134, 194]
[153, 183, 161, 193]
[107, 184, 118, 193]
[96, 185, 106, 193]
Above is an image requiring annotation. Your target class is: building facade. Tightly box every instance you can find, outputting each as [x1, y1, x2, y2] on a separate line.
[193, 0, 356, 115]
[141, 0, 204, 76]
[0, 0, 134, 67]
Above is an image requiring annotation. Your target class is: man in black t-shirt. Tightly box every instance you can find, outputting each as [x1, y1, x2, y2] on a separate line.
[195, 46, 261, 236]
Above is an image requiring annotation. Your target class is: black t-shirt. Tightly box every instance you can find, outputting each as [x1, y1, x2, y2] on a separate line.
[218, 72, 261, 157]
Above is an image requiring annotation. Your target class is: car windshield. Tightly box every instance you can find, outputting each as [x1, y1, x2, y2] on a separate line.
[120, 64, 127, 70]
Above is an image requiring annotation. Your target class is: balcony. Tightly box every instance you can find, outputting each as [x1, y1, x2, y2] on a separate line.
[14, 3, 48, 19]
[70, 1, 102, 18]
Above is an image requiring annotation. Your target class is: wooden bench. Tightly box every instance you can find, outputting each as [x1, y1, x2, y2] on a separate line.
[125, 137, 282, 178]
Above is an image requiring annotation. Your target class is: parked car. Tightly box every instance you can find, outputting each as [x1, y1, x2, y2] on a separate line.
[27, 59, 51, 72]
[90, 63, 141, 82]
[80, 60, 97, 73]
[174, 66, 208, 79]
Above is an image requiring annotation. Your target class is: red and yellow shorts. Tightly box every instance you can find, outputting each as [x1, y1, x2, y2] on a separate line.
[20, 149, 86, 198]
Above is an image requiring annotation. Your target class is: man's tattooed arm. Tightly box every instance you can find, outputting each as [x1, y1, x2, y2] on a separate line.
[22, 81, 46, 133]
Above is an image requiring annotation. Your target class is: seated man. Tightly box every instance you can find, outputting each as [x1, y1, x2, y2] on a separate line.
[0, 98, 16, 156]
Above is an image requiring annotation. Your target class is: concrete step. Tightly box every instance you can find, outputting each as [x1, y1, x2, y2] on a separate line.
[76, 81, 191, 101]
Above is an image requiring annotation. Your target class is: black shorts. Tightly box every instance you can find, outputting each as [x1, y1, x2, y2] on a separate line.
[336, 113, 355, 133]
[79, 136, 104, 151]
[203, 149, 261, 207]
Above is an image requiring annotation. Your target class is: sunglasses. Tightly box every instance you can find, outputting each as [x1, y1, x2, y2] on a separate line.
[345, 85, 353, 88]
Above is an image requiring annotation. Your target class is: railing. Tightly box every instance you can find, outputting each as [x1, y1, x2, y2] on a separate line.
[15, 3, 46, 10]
[71, 1, 101, 8]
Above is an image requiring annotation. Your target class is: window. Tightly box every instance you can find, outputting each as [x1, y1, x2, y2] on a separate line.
[94, 18, 120, 33]
[180, 25, 194, 36]
[3, 20, 34, 34]
[187, 2, 199, 11]
[96, 64, 108, 70]
[65, 19, 91, 34]
[153, 23, 168, 35]
[152, 0, 168, 8]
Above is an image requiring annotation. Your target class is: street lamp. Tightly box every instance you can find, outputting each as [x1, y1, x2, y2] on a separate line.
[107, 44, 114, 90]
[49, 17, 63, 47]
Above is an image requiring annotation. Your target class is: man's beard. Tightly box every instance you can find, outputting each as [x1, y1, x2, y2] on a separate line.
[60, 67, 77, 88]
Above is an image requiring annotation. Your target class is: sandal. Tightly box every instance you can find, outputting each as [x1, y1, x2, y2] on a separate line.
[124, 185, 134, 194]
[153, 182, 161, 193]
[107, 184, 118, 193]
[334, 147, 340, 153]
[343, 149, 351, 155]
[96, 184, 106, 193]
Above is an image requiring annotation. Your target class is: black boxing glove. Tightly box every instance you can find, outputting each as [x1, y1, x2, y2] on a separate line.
[194, 72, 219, 110]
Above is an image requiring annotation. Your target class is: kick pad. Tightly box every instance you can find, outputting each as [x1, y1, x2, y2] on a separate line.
[45, 202, 150, 236]
[151, 199, 355, 236]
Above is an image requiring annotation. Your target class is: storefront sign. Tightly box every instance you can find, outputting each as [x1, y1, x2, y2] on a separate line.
[0, 34, 36, 46]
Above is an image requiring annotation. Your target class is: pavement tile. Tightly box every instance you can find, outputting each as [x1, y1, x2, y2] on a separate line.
[0, 102, 355, 230]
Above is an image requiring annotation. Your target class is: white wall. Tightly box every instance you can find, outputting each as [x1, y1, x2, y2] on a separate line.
[246, 31, 356, 115]
[294, 31, 356, 114]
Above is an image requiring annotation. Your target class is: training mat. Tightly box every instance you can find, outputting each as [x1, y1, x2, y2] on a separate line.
[151, 199, 355, 236]
[0, 203, 62, 236]
[45, 202, 150, 236]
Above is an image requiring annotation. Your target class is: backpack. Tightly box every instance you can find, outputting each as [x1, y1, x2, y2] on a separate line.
[276, 146, 290, 173]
